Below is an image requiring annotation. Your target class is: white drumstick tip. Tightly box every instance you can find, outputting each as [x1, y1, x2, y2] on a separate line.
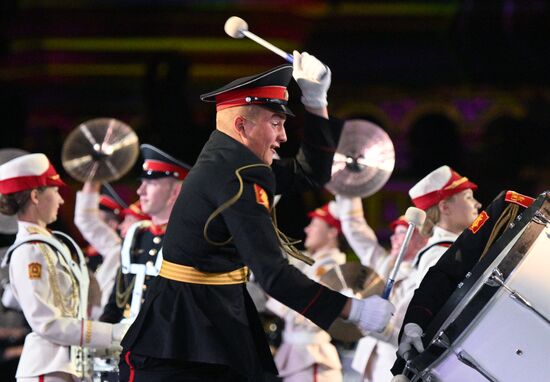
[405, 206, 426, 227]
[224, 16, 248, 39]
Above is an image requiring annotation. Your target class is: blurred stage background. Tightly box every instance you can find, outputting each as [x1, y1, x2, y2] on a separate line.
[0, 0, 549, 247]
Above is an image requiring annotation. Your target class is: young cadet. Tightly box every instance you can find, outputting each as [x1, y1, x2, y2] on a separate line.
[0, 153, 126, 381]
[332, 196, 427, 382]
[407, 165, 481, 285]
[120, 52, 394, 381]
[94, 144, 189, 323]
[267, 202, 346, 382]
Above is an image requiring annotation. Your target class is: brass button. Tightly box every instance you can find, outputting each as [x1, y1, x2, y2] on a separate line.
[146, 261, 154, 267]
[142, 284, 147, 291]
[149, 248, 158, 256]
[153, 236, 162, 244]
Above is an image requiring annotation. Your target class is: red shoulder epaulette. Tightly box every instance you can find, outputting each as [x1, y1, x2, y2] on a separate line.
[505, 191, 534, 208]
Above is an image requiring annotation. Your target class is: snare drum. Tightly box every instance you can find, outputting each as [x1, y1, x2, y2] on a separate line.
[408, 193, 550, 382]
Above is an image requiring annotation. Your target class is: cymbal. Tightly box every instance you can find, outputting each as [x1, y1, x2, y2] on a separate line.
[320, 262, 384, 298]
[0, 148, 29, 234]
[325, 119, 395, 198]
[320, 262, 385, 343]
[61, 118, 139, 183]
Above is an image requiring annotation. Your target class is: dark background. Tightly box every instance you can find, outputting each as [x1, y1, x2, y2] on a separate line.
[1, 0, 549, 246]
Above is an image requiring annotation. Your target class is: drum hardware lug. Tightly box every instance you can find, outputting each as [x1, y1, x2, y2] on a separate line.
[489, 269, 550, 326]
[457, 281, 464, 289]
[533, 211, 549, 226]
[432, 331, 450, 349]
[465, 272, 472, 279]
[456, 350, 498, 382]
[485, 268, 504, 287]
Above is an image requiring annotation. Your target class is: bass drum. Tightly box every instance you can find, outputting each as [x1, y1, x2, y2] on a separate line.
[408, 192, 550, 382]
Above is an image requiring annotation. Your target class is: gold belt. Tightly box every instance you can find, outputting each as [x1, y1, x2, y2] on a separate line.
[159, 259, 249, 285]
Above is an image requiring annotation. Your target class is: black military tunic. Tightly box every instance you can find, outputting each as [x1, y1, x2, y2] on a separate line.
[100, 223, 166, 323]
[121, 112, 348, 380]
[391, 190, 536, 374]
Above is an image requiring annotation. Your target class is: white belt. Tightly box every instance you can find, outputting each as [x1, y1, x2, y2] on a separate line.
[283, 330, 331, 345]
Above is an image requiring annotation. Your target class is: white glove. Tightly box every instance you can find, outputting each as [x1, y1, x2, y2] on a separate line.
[292, 50, 331, 108]
[333, 195, 364, 220]
[397, 323, 425, 359]
[348, 295, 395, 333]
[112, 322, 131, 344]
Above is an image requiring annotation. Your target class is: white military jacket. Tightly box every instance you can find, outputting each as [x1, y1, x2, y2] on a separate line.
[74, 191, 122, 316]
[8, 221, 112, 378]
[412, 226, 458, 287]
[266, 247, 345, 378]
[338, 197, 416, 382]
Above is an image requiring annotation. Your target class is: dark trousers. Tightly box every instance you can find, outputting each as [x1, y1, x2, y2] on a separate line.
[119, 351, 250, 382]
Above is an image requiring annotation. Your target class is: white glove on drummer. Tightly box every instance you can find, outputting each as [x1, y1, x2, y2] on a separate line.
[348, 295, 395, 333]
[397, 323, 425, 359]
[292, 50, 331, 108]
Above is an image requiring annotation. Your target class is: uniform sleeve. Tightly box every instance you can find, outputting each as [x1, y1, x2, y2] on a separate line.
[338, 197, 389, 276]
[74, 191, 122, 261]
[220, 167, 347, 330]
[9, 243, 112, 349]
[99, 268, 125, 324]
[272, 112, 341, 194]
[74, 191, 123, 303]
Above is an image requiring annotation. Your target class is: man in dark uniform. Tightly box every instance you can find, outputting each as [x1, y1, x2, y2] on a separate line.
[119, 52, 395, 381]
[98, 144, 191, 323]
[391, 190, 537, 375]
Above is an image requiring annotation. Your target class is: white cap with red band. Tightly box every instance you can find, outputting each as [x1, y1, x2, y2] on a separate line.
[408, 165, 477, 211]
[0, 153, 66, 195]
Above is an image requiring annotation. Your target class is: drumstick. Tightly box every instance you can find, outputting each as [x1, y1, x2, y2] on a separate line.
[382, 207, 426, 299]
[224, 16, 294, 63]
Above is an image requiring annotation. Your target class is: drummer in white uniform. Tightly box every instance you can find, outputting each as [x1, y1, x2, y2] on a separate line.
[0, 153, 127, 382]
[409, 165, 481, 286]
[333, 197, 427, 382]
[266, 202, 346, 382]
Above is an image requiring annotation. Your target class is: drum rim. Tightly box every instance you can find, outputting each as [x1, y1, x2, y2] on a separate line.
[411, 193, 550, 373]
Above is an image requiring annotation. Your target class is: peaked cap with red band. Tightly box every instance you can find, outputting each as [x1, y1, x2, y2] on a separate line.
[99, 195, 124, 216]
[99, 185, 127, 217]
[140, 144, 191, 181]
[0, 153, 66, 195]
[200, 64, 294, 116]
[308, 202, 342, 233]
[409, 165, 478, 211]
[122, 200, 150, 221]
[389, 215, 409, 231]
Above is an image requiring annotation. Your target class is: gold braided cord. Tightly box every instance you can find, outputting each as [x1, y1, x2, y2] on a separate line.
[203, 163, 270, 246]
[40, 243, 79, 317]
[203, 163, 314, 266]
[115, 270, 135, 309]
[272, 206, 314, 266]
[480, 203, 520, 260]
